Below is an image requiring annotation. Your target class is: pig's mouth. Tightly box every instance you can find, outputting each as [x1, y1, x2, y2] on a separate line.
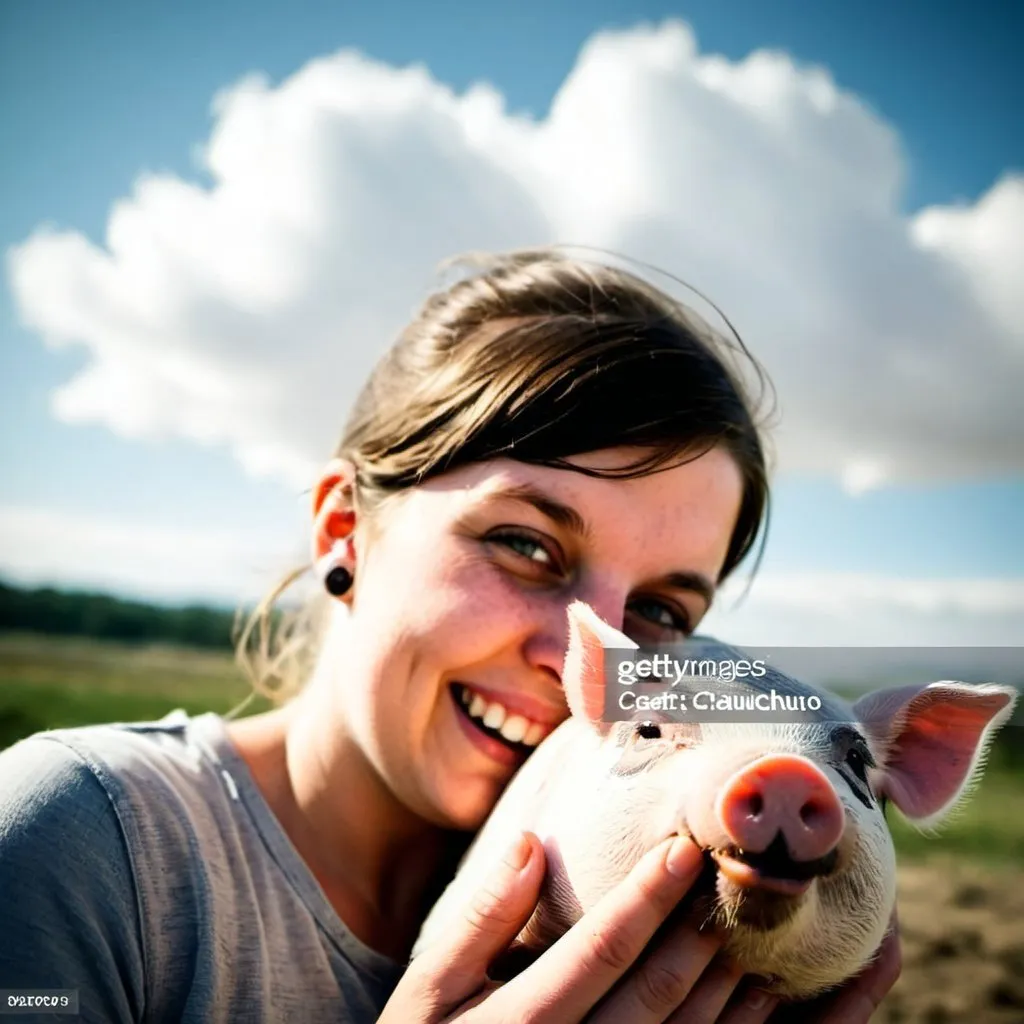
[682, 834, 839, 933]
[712, 833, 839, 896]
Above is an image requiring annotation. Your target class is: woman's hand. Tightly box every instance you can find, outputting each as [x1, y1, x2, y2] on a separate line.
[381, 832, 780, 1023]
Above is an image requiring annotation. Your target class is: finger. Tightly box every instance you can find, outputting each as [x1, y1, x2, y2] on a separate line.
[588, 911, 721, 1022]
[414, 831, 546, 1013]
[715, 979, 781, 1024]
[663, 955, 746, 1024]
[494, 835, 707, 1024]
[441, 978, 503, 1019]
[798, 910, 902, 1024]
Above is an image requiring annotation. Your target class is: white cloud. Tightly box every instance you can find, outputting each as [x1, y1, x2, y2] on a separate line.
[0, 506, 303, 607]
[704, 571, 1024, 646]
[912, 173, 1024, 344]
[6, 20, 1023, 493]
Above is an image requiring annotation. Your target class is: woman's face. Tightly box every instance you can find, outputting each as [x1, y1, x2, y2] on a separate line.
[320, 446, 744, 830]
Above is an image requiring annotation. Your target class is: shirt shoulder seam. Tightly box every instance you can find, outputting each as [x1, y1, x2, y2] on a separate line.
[31, 734, 152, 1019]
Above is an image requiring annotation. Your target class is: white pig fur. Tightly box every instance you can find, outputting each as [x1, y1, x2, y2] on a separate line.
[413, 602, 1018, 1000]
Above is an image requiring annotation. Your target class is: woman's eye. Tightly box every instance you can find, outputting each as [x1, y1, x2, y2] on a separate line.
[628, 598, 691, 635]
[490, 531, 558, 568]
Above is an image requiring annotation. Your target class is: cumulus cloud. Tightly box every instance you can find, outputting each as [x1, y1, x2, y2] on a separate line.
[7, 20, 1023, 492]
[704, 571, 1024, 647]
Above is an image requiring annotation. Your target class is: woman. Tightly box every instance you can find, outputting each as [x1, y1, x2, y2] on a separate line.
[0, 250, 899, 1022]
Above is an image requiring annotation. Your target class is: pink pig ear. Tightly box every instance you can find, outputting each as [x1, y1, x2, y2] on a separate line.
[852, 682, 1018, 828]
[563, 601, 638, 732]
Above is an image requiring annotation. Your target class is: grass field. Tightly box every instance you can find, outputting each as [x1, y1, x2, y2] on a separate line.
[0, 631, 273, 749]
[1, 630, 1022, 864]
[3, 629, 1023, 1020]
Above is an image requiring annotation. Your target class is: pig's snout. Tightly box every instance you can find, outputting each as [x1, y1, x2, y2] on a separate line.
[717, 754, 844, 865]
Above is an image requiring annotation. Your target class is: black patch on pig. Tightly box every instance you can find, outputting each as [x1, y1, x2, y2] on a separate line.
[828, 726, 877, 809]
[835, 766, 874, 809]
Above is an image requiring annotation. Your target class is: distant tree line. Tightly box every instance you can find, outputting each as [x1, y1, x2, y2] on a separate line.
[0, 580, 240, 649]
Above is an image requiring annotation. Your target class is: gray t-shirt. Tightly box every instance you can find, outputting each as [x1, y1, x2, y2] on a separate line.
[0, 710, 407, 1023]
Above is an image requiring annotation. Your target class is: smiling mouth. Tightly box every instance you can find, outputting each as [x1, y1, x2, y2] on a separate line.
[449, 683, 551, 754]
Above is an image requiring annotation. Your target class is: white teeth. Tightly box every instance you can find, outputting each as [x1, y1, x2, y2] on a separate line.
[523, 722, 546, 747]
[482, 702, 507, 730]
[457, 684, 548, 747]
[500, 715, 528, 743]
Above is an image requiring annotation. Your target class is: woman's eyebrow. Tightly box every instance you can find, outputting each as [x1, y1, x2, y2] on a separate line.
[485, 487, 716, 606]
[663, 571, 716, 608]
[480, 486, 718, 605]
[483, 483, 591, 539]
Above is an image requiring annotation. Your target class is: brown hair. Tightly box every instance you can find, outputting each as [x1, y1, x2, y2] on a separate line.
[235, 248, 774, 704]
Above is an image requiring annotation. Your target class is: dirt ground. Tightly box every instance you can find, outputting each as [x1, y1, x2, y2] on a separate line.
[874, 858, 1024, 1023]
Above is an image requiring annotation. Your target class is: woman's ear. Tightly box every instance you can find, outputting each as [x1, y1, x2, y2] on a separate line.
[311, 458, 358, 563]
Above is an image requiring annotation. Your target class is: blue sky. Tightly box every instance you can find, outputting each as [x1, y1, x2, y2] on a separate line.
[1, 0, 1021, 643]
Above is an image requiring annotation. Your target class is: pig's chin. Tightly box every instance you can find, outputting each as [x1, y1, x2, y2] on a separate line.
[675, 850, 806, 933]
[662, 845, 822, 948]
[710, 859, 808, 932]
[673, 826, 838, 935]
[676, 841, 856, 999]
[712, 841, 838, 930]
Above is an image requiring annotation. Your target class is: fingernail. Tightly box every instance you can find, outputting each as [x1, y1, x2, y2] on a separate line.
[743, 978, 777, 1011]
[665, 835, 702, 878]
[744, 989, 772, 1011]
[504, 832, 532, 871]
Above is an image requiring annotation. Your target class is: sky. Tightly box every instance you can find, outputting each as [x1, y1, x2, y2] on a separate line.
[1, 0, 1022, 646]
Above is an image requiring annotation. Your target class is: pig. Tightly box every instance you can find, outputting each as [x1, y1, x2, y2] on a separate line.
[413, 601, 1019, 1000]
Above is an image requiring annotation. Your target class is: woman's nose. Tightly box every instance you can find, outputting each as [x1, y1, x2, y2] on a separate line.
[522, 589, 627, 682]
[572, 582, 629, 639]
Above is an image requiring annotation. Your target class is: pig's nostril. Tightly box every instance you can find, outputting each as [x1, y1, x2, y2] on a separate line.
[800, 799, 826, 826]
[718, 755, 845, 862]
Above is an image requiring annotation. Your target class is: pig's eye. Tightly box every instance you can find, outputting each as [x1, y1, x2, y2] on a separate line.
[845, 746, 870, 784]
[636, 722, 662, 740]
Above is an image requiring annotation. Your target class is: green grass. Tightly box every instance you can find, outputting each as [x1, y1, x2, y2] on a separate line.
[2, 631, 1021, 864]
[0, 631, 272, 749]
